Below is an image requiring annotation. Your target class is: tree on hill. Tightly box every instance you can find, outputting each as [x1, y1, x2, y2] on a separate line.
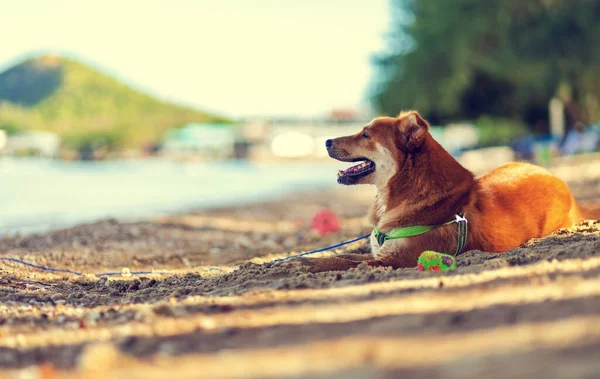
[0, 55, 229, 150]
[371, 0, 600, 131]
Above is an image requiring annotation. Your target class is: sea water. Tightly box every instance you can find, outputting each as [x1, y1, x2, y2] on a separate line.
[0, 157, 337, 235]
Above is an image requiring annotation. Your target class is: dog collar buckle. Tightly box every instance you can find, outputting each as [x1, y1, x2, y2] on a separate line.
[374, 229, 387, 247]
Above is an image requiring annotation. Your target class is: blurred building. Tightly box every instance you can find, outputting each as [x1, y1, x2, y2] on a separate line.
[247, 121, 369, 161]
[161, 123, 237, 159]
[1, 130, 60, 157]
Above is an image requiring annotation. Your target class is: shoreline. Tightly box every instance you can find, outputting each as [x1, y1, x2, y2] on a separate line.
[0, 157, 343, 237]
[0, 186, 376, 273]
[0, 182, 338, 238]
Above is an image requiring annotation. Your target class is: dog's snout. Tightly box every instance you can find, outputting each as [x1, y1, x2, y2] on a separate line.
[325, 139, 333, 149]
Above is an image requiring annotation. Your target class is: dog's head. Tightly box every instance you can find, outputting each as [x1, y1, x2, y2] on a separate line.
[326, 111, 430, 186]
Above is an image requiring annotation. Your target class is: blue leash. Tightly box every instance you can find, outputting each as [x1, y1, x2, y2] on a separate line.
[0, 233, 371, 276]
[0, 257, 166, 277]
[272, 233, 371, 263]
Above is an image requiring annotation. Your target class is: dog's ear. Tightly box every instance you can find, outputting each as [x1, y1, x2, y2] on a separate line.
[396, 111, 429, 152]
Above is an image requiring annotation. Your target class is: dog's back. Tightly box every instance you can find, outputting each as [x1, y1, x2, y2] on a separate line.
[468, 162, 579, 252]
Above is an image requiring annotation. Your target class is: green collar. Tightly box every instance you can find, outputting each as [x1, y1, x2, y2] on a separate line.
[373, 214, 468, 256]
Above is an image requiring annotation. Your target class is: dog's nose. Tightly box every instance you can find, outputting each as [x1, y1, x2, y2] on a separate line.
[325, 139, 333, 149]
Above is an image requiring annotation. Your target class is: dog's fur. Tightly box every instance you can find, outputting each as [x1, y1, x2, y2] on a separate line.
[291, 110, 600, 273]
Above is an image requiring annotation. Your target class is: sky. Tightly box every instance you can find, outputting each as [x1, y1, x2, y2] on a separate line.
[0, 0, 390, 119]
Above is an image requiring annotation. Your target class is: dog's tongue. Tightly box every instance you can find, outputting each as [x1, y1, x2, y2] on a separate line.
[340, 161, 368, 175]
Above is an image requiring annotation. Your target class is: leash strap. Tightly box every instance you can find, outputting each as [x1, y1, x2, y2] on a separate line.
[272, 233, 371, 263]
[0, 257, 169, 277]
[374, 213, 468, 256]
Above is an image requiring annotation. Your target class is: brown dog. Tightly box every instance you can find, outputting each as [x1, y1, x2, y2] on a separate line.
[291, 110, 600, 273]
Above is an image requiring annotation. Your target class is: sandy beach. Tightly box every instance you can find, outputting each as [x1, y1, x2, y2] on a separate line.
[1, 158, 600, 378]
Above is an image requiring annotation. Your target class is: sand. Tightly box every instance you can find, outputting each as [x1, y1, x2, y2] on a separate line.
[1, 162, 600, 378]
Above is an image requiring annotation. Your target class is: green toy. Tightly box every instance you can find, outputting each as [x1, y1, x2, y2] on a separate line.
[417, 250, 457, 272]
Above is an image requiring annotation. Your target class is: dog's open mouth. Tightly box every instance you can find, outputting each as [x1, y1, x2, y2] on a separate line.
[337, 159, 375, 183]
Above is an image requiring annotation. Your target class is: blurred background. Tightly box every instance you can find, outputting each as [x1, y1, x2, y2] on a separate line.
[1, 0, 600, 235]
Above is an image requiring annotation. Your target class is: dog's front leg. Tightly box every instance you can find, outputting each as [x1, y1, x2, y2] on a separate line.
[333, 253, 373, 261]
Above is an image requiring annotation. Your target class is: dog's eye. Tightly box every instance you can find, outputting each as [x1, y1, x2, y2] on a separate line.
[362, 132, 370, 139]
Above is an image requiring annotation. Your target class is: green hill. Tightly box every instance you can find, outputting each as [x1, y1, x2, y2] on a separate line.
[0, 55, 228, 150]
